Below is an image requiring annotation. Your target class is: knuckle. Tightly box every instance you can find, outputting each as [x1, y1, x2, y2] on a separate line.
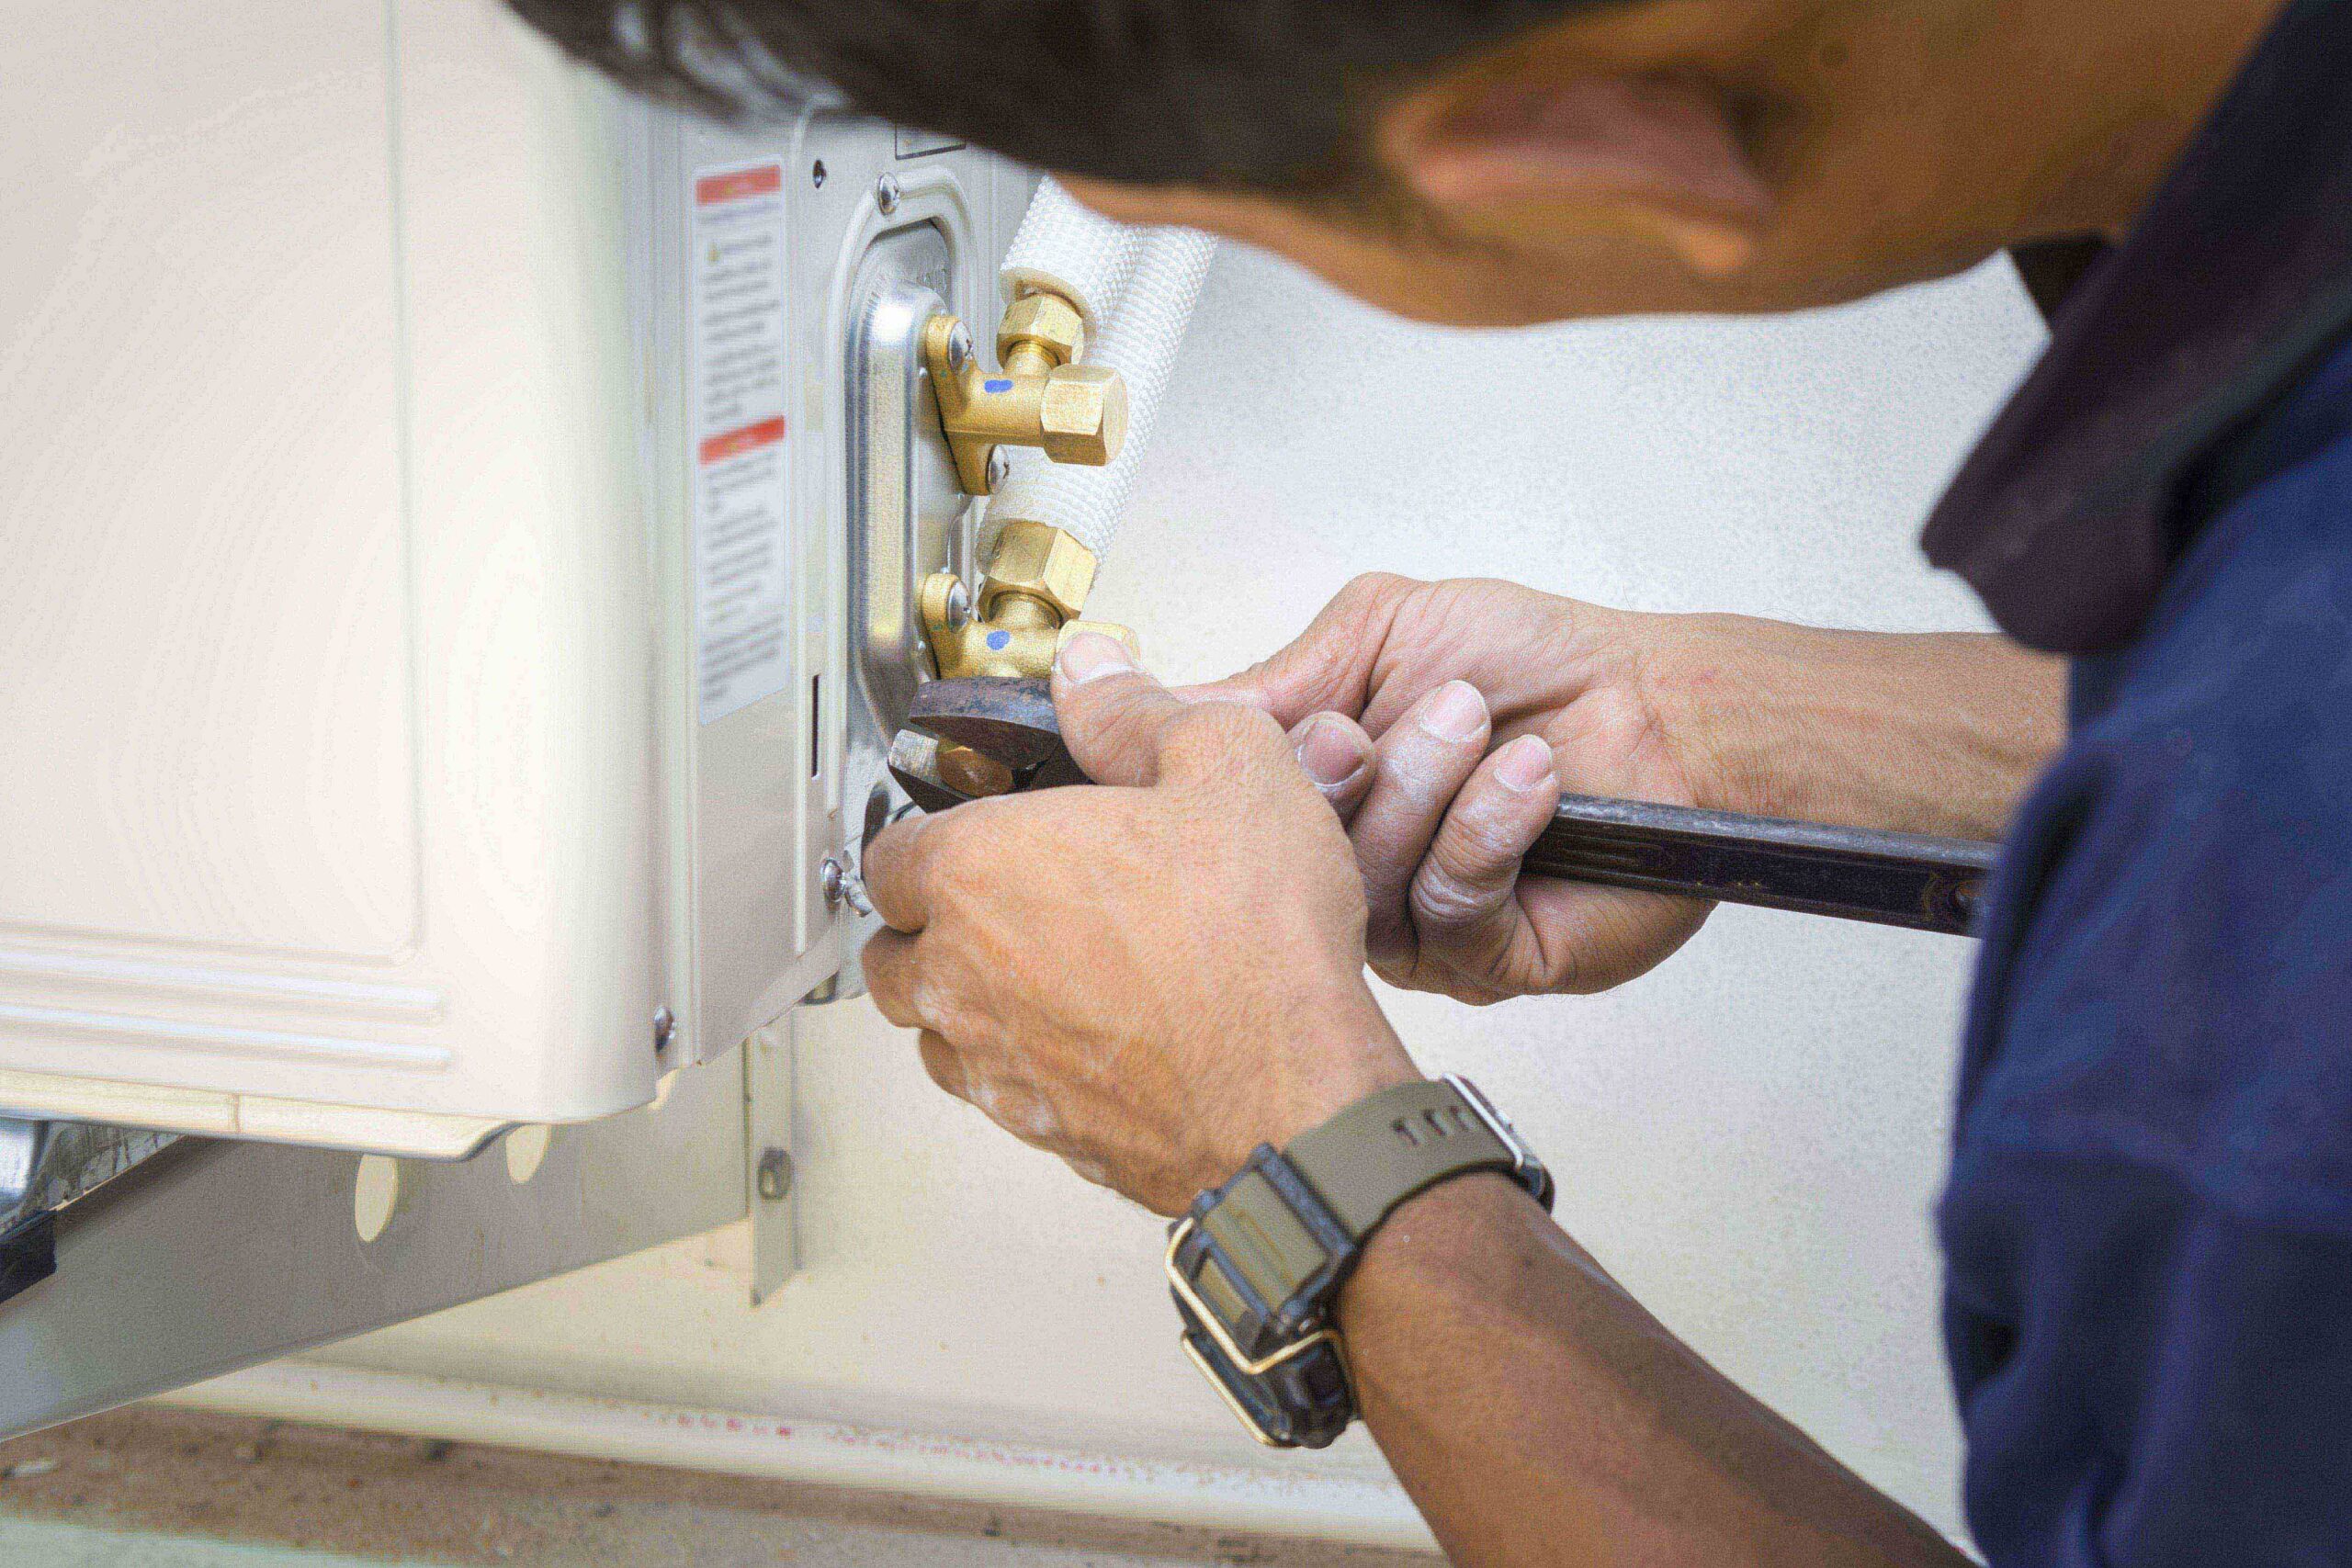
[1338, 570, 1420, 613]
[1410, 858, 1498, 931]
[910, 975, 961, 1039]
[1435, 967, 1511, 1007]
[863, 955, 906, 1011]
[916, 1032, 965, 1093]
[1371, 749, 1458, 817]
[1436, 799, 1531, 880]
[861, 941, 917, 1018]
[863, 820, 919, 886]
[869, 988, 918, 1032]
[919, 804, 1010, 897]
[1239, 574, 1423, 716]
[916, 945, 993, 1038]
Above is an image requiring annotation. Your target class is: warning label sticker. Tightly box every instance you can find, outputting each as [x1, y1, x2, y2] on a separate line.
[690, 160, 790, 723]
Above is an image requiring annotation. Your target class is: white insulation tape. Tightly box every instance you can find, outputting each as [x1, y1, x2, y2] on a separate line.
[987, 226, 1219, 563]
[1000, 177, 1140, 333]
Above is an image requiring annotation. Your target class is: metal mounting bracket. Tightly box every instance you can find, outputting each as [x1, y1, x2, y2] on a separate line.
[824, 223, 976, 1001]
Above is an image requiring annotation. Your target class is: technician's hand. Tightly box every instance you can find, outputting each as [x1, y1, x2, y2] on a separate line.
[1192, 574, 1715, 1003]
[860, 634, 1419, 1214]
[1194, 573, 2064, 1005]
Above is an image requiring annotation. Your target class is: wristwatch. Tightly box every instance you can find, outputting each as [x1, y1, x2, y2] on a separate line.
[1165, 1074, 1553, 1448]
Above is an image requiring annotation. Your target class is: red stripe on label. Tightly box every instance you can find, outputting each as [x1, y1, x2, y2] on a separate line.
[696, 164, 783, 206]
[699, 416, 786, 466]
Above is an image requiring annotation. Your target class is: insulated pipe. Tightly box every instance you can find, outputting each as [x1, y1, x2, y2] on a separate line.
[999, 177, 1141, 338]
[985, 227, 1218, 563]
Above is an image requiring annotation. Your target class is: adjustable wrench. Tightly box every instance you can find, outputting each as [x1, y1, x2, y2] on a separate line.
[888, 677, 1998, 935]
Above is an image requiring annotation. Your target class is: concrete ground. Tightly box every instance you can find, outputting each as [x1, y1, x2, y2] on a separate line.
[0, 1409, 1432, 1566]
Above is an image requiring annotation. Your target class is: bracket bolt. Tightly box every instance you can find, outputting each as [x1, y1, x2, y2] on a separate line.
[820, 855, 870, 915]
[651, 1006, 675, 1055]
[756, 1147, 794, 1201]
[876, 174, 901, 214]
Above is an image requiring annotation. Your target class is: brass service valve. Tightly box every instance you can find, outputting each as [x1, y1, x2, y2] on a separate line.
[921, 519, 1138, 682]
[923, 299, 1127, 496]
[916, 287, 1141, 691]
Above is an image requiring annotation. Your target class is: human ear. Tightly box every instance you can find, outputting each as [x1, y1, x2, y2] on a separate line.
[1380, 71, 1774, 276]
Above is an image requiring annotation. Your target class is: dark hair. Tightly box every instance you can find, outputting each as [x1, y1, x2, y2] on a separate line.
[506, 1, 1595, 194]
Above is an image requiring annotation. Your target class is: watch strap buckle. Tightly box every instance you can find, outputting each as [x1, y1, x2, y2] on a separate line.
[1442, 1072, 1555, 1212]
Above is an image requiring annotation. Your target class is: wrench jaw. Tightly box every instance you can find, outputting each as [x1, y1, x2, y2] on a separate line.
[886, 676, 1090, 810]
[884, 725, 1068, 810]
[887, 729, 1015, 812]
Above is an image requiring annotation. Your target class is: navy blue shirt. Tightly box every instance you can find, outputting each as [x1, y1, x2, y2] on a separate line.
[1944, 334, 2352, 1564]
[1918, 6, 2352, 1559]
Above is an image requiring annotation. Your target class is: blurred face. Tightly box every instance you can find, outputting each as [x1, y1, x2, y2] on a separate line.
[1067, 0, 2281, 328]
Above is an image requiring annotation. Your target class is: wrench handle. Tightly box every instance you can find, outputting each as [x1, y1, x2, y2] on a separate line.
[1525, 795, 1997, 935]
[903, 679, 2000, 934]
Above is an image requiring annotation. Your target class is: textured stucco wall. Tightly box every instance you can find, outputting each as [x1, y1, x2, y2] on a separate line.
[310, 243, 2045, 1543]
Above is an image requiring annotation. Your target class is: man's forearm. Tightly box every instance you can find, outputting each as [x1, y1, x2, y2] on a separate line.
[1340, 1175, 1970, 1567]
[1649, 617, 2065, 840]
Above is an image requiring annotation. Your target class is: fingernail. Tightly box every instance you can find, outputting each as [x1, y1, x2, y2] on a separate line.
[1295, 714, 1363, 787]
[1058, 631, 1134, 684]
[1419, 681, 1487, 743]
[1494, 733, 1556, 792]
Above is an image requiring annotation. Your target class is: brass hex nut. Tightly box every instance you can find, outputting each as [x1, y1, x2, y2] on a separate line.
[1036, 365, 1128, 467]
[1057, 619, 1141, 663]
[982, 520, 1099, 622]
[997, 292, 1086, 368]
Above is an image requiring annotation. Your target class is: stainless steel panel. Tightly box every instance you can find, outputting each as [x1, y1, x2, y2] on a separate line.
[0, 1055, 744, 1438]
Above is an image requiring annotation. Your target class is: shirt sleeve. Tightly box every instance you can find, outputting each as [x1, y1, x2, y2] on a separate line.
[1943, 1147, 2352, 1565]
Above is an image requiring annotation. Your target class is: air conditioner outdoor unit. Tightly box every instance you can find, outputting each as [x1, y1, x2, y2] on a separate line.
[0, 2, 1030, 1159]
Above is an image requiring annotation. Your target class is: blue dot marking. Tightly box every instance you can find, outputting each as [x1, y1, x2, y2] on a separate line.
[986, 629, 1012, 652]
[984, 378, 1014, 394]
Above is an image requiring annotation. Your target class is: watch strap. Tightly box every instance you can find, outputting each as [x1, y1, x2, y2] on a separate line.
[1285, 1076, 1550, 1240]
[1167, 1075, 1551, 1450]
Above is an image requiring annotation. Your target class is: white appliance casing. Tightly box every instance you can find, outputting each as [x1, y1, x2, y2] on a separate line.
[0, 2, 1022, 1153]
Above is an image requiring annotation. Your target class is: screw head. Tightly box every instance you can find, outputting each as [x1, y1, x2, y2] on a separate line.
[651, 1007, 675, 1055]
[876, 173, 901, 214]
[820, 855, 846, 910]
[945, 322, 974, 374]
[756, 1147, 794, 1201]
[810, 160, 826, 188]
[943, 577, 973, 629]
[986, 447, 1012, 491]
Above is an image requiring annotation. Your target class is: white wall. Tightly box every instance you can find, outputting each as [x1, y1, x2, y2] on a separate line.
[296, 243, 2045, 1546]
